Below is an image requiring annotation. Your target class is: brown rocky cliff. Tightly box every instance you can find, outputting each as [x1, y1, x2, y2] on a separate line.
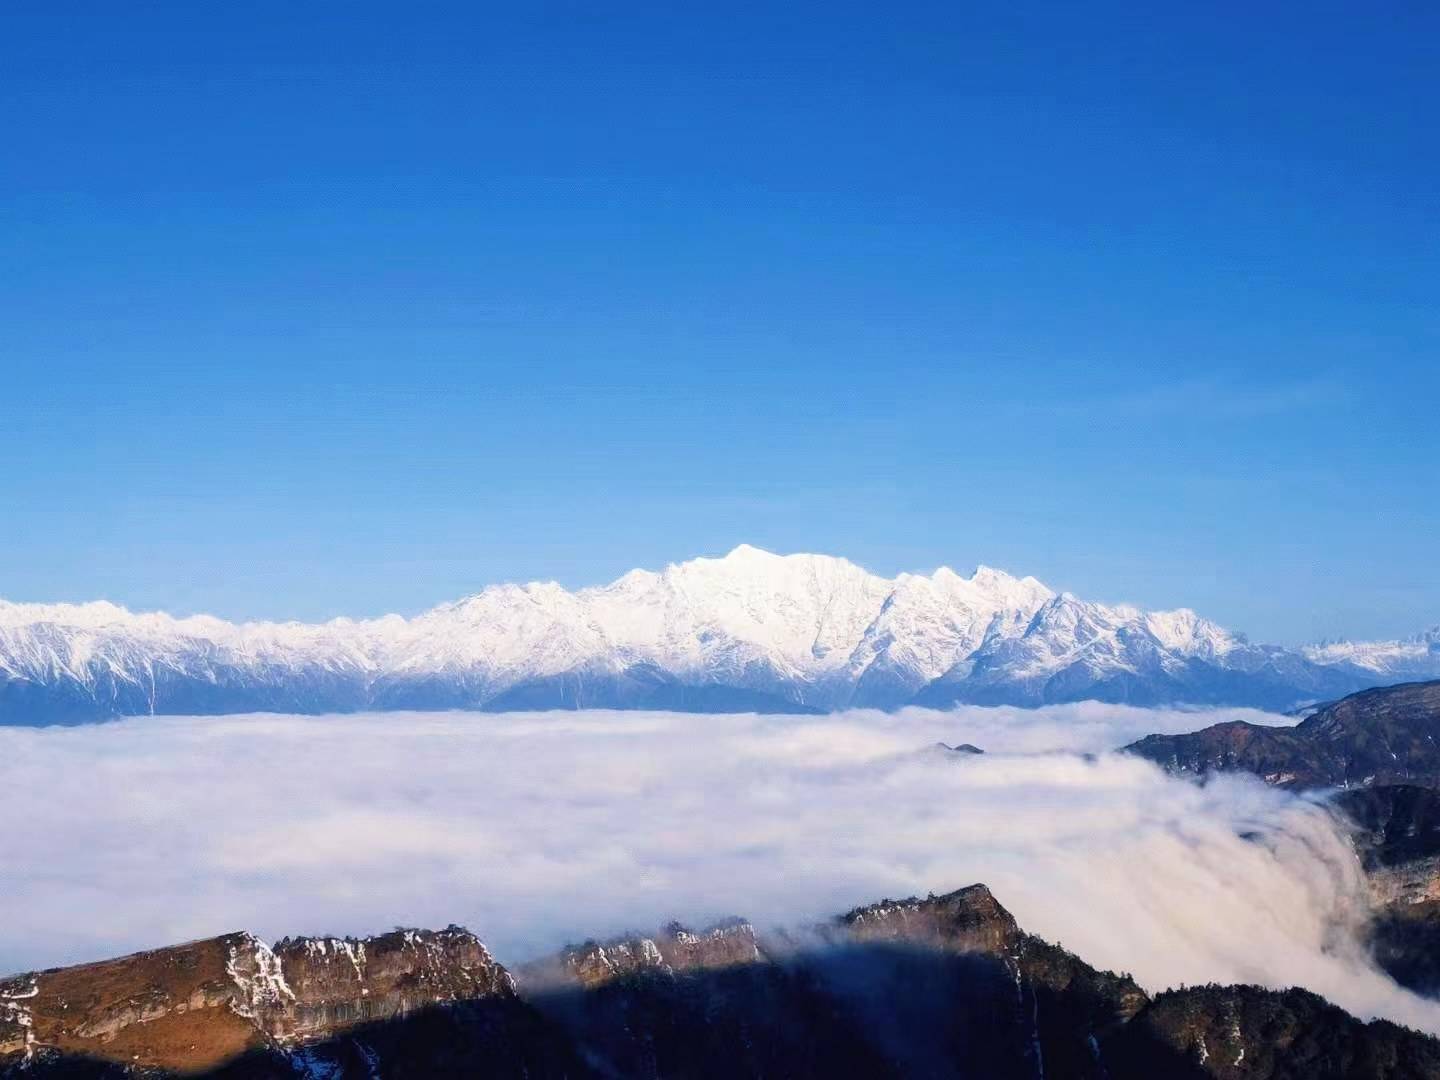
[0, 927, 517, 1074]
[1, 933, 270, 1074]
[532, 917, 762, 990]
[838, 883, 1022, 953]
[268, 925, 513, 1039]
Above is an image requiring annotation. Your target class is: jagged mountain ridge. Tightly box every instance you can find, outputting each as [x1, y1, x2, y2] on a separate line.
[7, 884, 1439, 1079]
[1305, 630, 1440, 682]
[2, 545, 1437, 723]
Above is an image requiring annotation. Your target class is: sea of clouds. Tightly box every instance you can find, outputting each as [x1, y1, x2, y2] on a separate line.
[4, 702, 1439, 1033]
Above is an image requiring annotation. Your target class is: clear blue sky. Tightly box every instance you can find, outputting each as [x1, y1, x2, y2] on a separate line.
[2, 2, 1436, 644]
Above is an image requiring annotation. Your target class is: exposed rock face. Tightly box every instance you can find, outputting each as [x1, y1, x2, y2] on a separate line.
[0, 927, 518, 1076]
[0, 975, 37, 1063]
[839, 884, 1023, 953]
[1104, 984, 1440, 1079]
[1125, 679, 1440, 790]
[1339, 786, 1440, 899]
[6, 885, 1440, 1078]
[266, 926, 515, 1040]
[1335, 786, 1440, 998]
[1, 933, 270, 1073]
[535, 918, 762, 990]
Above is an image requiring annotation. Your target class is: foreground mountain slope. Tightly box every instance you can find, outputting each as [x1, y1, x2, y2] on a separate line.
[5, 885, 1437, 1079]
[3, 547, 1435, 723]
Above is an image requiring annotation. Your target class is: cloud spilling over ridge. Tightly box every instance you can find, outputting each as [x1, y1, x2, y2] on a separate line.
[2, 703, 1437, 1034]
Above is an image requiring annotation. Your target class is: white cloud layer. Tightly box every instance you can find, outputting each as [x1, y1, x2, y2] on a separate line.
[3, 703, 1438, 1034]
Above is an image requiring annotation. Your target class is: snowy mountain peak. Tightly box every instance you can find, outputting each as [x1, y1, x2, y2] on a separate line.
[969, 564, 1024, 588]
[695, 544, 872, 583]
[1142, 608, 1239, 656]
[1301, 624, 1440, 678]
[719, 542, 774, 562]
[0, 549, 1435, 722]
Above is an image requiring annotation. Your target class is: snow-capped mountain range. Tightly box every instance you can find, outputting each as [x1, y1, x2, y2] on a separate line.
[2, 545, 1436, 724]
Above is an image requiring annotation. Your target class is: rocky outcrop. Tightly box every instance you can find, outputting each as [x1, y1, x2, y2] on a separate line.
[1124, 679, 1440, 790]
[0, 975, 37, 1063]
[1124, 720, 1330, 787]
[1338, 786, 1440, 900]
[1332, 786, 1440, 998]
[838, 884, 1023, 953]
[267, 926, 514, 1040]
[0, 927, 518, 1075]
[1105, 984, 1440, 1079]
[6, 885, 1440, 1078]
[532, 917, 762, 990]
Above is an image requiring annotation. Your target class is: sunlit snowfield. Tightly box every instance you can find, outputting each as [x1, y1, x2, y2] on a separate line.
[5, 703, 1440, 1034]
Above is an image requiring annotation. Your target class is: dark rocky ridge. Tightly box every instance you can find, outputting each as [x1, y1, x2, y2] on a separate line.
[1338, 786, 1440, 874]
[520, 917, 763, 991]
[1124, 680, 1440, 790]
[5, 885, 1439, 1079]
[1102, 985, 1440, 1080]
[1334, 786, 1440, 999]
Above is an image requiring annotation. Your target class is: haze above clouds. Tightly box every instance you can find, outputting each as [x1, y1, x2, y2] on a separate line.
[5, 703, 1438, 1033]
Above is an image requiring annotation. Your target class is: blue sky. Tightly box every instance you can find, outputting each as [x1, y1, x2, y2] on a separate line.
[2, 2, 1436, 644]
